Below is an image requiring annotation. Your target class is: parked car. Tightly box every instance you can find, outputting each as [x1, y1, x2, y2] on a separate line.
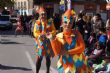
[10, 15, 18, 23]
[0, 15, 13, 30]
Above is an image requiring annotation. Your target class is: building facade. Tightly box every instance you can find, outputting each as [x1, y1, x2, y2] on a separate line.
[72, 0, 110, 21]
[13, 0, 110, 19]
[34, 0, 109, 20]
[34, 1, 60, 18]
[14, 0, 33, 15]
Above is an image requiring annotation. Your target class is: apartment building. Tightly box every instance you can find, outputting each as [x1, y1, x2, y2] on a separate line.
[14, 0, 33, 15]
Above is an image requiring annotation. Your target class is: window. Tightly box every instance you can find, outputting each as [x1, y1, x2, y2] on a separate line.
[21, 2, 23, 9]
[18, 2, 20, 9]
[24, 1, 26, 9]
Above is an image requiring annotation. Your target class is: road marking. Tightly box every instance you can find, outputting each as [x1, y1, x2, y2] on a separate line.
[25, 51, 36, 73]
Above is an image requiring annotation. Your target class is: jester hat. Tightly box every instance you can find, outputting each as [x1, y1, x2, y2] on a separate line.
[62, 9, 75, 24]
[36, 6, 45, 14]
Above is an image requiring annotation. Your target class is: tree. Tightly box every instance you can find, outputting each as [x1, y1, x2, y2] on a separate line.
[0, 0, 5, 8]
[0, 0, 14, 8]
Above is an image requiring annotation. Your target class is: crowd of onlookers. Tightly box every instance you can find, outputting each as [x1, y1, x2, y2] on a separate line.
[73, 12, 110, 73]
[16, 11, 110, 72]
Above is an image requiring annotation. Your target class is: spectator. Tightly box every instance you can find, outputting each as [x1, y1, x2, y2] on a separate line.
[75, 13, 85, 37]
[53, 13, 61, 30]
[106, 19, 110, 30]
[106, 29, 110, 57]
[98, 28, 108, 50]
[85, 32, 96, 56]
[95, 56, 110, 73]
[87, 41, 105, 66]
[23, 12, 28, 33]
[15, 19, 23, 36]
[91, 13, 105, 39]
[83, 15, 92, 46]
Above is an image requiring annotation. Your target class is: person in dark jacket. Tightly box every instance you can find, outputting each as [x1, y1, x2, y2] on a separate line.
[92, 13, 105, 39]
[75, 13, 85, 37]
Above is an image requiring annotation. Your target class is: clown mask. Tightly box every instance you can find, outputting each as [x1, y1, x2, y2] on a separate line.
[62, 9, 75, 31]
[37, 7, 47, 21]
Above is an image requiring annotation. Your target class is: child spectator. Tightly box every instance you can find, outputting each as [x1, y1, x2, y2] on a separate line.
[98, 28, 108, 50]
[15, 19, 23, 36]
[97, 30, 110, 72]
[87, 41, 105, 67]
[95, 55, 110, 73]
[85, 32, 96, 56]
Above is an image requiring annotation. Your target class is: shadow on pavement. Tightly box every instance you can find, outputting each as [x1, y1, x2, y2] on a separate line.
[1, 42, 23, 44]
[0, 29, 15, 35]
[0, 39, 23, 44]
[0, 64, 32, 71]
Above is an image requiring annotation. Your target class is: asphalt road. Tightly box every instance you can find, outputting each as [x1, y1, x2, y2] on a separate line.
[0, 30, 58, 73]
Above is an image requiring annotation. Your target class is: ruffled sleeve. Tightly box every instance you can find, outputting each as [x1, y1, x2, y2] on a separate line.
[33, 20, 42, 38]
[68, 30, 85, 55]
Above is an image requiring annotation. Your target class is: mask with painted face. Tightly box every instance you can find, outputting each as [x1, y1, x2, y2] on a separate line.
[36, 6, 47, 20]
[62, 9, 75, 29]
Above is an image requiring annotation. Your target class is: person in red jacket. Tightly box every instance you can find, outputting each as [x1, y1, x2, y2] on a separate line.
[15, 18, 23, 36]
